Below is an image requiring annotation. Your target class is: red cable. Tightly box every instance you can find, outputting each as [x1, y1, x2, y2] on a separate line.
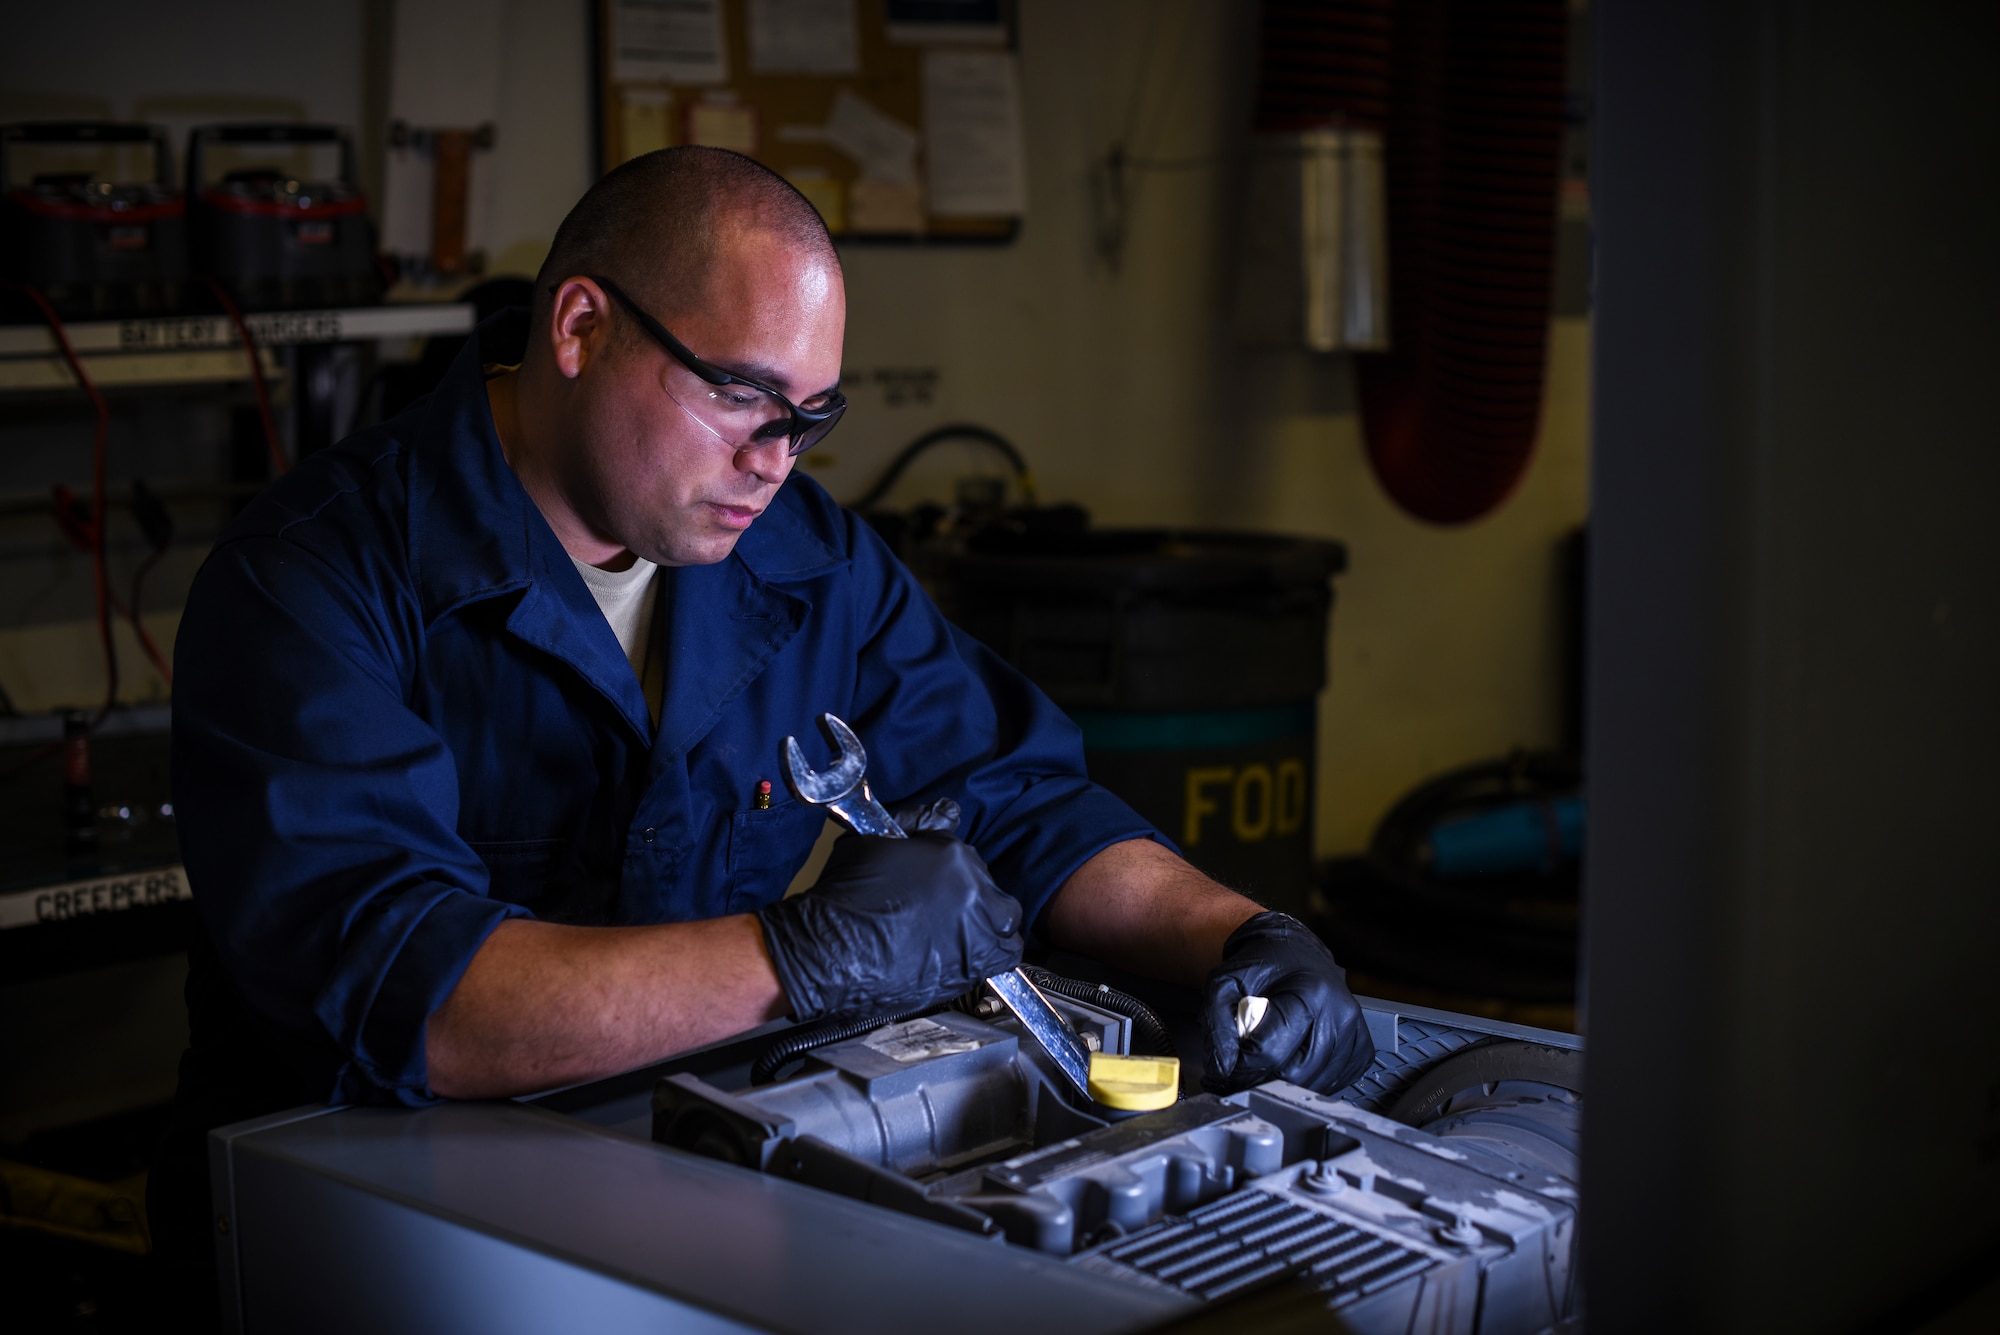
[16, 284, 119, 723]
[195, 274, 288, 476]
[50, 483, 174, 689]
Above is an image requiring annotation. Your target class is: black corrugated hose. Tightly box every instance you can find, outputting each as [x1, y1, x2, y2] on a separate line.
[749, 970, 1177, 1085]
[1018, 967, 1179, 1064]
[750, 1002, 950, 1085]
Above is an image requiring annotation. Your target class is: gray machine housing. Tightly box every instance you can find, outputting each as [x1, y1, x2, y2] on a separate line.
[653, 995, 1581, 1334]
[209, 998, 1580, 1334]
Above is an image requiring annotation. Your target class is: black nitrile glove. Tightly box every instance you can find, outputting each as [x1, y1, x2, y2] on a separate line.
[756, 808, 1022, 1022]
[890, 798, 962, 836]
[1201, 910, 1375, 1096]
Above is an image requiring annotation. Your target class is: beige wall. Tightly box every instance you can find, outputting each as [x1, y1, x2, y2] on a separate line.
[3, 0, 1589, 859]
[807, 2, 1593, 855]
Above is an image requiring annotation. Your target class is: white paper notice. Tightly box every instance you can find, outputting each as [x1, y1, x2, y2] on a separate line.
[922, 50, 1027, 217]
[776, 90, 919, 180]
[611, 0, 728, 86]
[826, 89, 921, 184]
[748, 0, 860, 75]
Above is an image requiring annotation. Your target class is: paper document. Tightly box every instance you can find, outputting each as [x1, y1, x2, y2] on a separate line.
[688, 101, 759, 154]
[620, 88, 675, 161]
[785, 171, 847, 233]
[775, 91, 925, 232]
[748, 0, 860, 75]
[850, 181, 925, 232]
[820, 89, 922, 184]
[611, 0, 729, 86]
[922, 50, 1027, 217]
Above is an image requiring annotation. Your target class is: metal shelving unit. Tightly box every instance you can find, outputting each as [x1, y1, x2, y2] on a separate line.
[0, 303, 477, 977]
[0, 302, 475, 391]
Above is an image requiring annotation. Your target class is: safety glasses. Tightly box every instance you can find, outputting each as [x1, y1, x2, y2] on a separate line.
[588, 275, 845, 457]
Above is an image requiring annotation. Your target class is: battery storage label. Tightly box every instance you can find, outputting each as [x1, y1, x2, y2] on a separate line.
[0, 865, 189, 930]
[117, 312, 343, 351]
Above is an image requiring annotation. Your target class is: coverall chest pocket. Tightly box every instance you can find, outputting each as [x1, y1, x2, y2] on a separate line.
[726, 801, 830, 913]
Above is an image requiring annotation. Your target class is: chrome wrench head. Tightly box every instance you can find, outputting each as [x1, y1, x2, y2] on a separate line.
[777, 713, 1100, 1102]
[782, 713, 867, 806]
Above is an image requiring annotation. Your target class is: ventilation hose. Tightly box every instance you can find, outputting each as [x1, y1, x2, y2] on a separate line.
[1353, 0, 1568, 524]
[1252, 0, 1569, 525]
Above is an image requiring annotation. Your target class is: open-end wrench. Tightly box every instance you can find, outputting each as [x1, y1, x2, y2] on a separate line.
[781, 713, 1098, 1102]
[780, 714, 905, 839]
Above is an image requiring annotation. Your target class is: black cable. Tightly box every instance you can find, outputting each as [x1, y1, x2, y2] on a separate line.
[1019, 966, 1178, 1062]
[849, 424, 1037, 513]
[122, 479, 175, 686]
[122, 550, 172, 686]
[749, 969, 1176, 1086]
[750, 1001, 956, 1086]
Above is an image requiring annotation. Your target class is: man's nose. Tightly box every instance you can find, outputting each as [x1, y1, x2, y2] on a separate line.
[734, 436, 793, 483]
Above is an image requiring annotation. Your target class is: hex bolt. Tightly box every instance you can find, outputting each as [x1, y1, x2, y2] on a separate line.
[1299, 1160, 1345, 1196]
[1437, 1214, 1483, 1248]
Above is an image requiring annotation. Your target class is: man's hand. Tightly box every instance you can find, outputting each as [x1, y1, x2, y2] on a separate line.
[756, 823, 1024, 1022]
[1201, 911, 1374, 1096]
[1044, 841, 1375, 1096]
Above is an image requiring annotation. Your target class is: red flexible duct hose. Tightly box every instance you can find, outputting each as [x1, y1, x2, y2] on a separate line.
[1254, 1, 1395, 132]
[1255, 0, 1568, 525]
[1355, 0, 1568, 524]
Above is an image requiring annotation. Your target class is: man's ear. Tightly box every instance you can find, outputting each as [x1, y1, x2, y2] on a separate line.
[548, 278, 613, 382]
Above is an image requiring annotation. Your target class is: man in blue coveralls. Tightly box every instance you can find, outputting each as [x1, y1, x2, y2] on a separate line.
[151, 148, 1373, 1302]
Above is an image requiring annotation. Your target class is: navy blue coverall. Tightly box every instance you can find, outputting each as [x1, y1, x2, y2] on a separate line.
[167, 311, 1156, 1111]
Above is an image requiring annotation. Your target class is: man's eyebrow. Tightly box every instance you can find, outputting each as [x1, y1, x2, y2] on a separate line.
[714, 358, 791, 391]
[712, 358, 839, 400]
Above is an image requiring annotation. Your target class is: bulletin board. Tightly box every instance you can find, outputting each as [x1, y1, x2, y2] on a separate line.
[596, 0, 1022, 243]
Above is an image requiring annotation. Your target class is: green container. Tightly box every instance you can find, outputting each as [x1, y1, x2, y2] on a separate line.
[938, 530, 1345, 914]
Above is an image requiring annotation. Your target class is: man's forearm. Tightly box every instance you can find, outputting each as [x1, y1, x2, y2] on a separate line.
[425, 914, 789, 1099]
[1042, 837, 1263, 986]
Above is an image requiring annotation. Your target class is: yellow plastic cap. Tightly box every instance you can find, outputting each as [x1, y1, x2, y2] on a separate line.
[1087, 1054, 1181, 1111]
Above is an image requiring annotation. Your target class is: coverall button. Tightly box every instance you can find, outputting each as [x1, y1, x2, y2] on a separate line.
[642, 827, 656, 843]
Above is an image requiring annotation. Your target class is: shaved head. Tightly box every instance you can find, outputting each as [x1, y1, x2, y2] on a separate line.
[497, 145, 846, 572]
[534, 146, 839, 327]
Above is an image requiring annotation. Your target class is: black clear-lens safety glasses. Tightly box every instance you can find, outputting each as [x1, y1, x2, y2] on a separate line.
[586, 275, 845, 457]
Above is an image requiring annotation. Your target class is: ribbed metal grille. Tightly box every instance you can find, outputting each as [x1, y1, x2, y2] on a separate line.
[1100, 1191, 1433, 1304]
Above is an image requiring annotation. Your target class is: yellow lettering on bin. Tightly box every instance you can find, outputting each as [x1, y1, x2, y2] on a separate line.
[1184, 767, 1233, 845]
[1274, 758, 1308, 836]
[1232, 764, 1274, 841]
